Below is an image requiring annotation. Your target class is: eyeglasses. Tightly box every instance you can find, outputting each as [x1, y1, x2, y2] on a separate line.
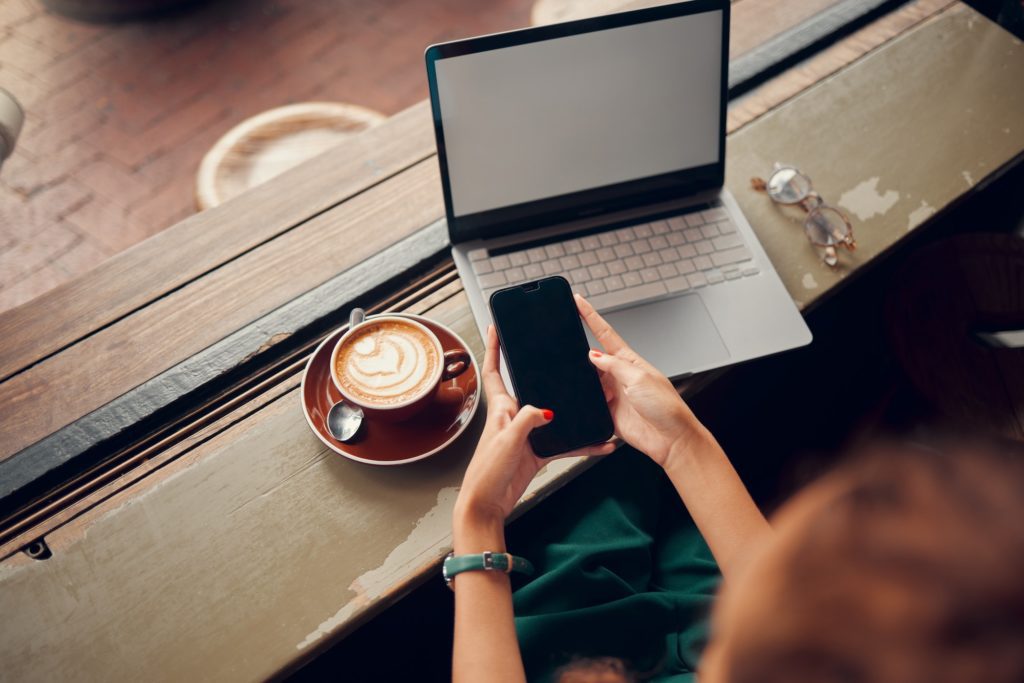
[751, 164, 855, 267]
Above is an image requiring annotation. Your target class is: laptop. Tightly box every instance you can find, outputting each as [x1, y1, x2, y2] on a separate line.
[425, 0, 811, 380]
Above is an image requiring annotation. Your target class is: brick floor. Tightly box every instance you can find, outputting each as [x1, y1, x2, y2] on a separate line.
[0, 0, 535, 313]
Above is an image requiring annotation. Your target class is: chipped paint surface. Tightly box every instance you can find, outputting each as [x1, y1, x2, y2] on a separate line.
[296, 486, 460, 650]
[907, 201, 937, 231]
[802, 273, 819, 290]
[838, 178, 899, 221]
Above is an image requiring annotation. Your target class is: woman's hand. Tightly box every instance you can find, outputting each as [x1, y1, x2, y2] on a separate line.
[576, 294, 711, 468]
[454, 324, 615, 540]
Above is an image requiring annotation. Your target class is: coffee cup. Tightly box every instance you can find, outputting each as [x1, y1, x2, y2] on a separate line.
[329, 309, 471, 422]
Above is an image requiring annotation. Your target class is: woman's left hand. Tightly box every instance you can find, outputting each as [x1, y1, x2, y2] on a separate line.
[454, 324, 616, 534]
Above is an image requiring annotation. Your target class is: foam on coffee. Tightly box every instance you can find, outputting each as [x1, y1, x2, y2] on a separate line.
[335, 320, 440, 406]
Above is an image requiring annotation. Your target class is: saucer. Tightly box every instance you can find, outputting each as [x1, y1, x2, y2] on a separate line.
[300, 313, 481, 465]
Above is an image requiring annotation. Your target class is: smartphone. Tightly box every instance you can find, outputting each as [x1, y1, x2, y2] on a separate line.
[489, 276, 614, 457]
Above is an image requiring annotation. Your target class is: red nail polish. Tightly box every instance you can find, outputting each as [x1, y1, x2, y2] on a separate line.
[590, 349, 602, 357]
[542, 409, 554, 420]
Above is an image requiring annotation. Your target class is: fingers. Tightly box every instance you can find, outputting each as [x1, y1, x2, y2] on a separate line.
[588, 348, 647, 386]
[506, 405, 553, 442]
[481, 324, 511, 401]
[574, 293, 631, 356]
[546, 439, 619, 462]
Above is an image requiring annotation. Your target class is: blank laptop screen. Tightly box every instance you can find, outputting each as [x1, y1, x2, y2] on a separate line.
[432, 9, 723, 219]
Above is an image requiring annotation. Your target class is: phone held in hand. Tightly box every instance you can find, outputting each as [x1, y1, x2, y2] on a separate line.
[489, 276, 614, 457]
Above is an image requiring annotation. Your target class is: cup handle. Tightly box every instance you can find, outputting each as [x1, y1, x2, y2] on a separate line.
[349, 307, 366, 330]
[441, 349, 471, 381]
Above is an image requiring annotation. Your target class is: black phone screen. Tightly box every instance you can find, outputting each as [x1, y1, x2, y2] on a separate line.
[489, 276, 614, 457]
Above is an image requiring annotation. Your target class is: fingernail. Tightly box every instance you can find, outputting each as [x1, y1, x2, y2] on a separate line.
[542, 409, 554, 420]
[590, 349, 602, 357]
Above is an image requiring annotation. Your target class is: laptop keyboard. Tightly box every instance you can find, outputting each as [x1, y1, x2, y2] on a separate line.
[468, 203, 759, 312]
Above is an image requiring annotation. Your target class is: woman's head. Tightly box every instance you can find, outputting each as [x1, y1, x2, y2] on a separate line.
[702, 441, 1024, 683]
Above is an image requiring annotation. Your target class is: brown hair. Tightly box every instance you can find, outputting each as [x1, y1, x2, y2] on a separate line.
[724, 441, 1024, 683]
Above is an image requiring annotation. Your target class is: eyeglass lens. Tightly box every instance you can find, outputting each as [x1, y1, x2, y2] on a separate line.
[766, 167, 812, 204]
[804, 206, 851, 246]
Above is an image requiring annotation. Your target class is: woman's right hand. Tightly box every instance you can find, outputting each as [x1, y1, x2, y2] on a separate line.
[575, 293, 712, 468]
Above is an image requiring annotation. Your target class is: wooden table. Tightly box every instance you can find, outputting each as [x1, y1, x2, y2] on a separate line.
[1, 3, 1022, 680]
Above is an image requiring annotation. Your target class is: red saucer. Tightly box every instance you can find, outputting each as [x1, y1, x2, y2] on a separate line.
[300, 314, 481, 465]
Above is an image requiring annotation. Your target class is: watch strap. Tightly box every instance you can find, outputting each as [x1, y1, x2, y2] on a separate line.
[443, 551, 534, 589]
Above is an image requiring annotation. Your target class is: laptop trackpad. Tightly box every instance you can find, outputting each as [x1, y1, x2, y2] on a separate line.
[590, 295, 729, 377]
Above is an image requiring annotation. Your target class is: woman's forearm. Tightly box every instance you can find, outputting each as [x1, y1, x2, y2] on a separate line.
[451, 510, 527, 683]
[662, 427, 771, 580]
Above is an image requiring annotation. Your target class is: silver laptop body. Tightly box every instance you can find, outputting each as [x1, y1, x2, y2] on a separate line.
[425, 0, 811, 380]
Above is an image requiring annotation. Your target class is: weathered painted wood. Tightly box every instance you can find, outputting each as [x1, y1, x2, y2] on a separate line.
[2, 7, 1019, 682]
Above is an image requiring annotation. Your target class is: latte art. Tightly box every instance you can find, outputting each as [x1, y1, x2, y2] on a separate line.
[335, 320, 440, 407]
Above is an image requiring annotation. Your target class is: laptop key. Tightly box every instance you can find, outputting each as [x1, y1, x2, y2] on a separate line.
[505, 266, 525, 283]
[662, 246, 679, 261]
[581, 235, 601, 250]
[542, 260, 561, 275]
[651, 221, 669, 235]
[478, 272, 507, 288]
[604, 275, 625, 291]
[564, 239, 584, 254]
[667, 217, 687, 231]
[569, 267, 590, 284]
[469, 248, 488, 261]
[579, 251, 598, 266]
[706, 270, 724, 284]
[634, 224, 653, 238]
[607, 260, 626, 275]
[491, 254, 511, 270]
[587, 281, 668, 311]
[701, 224, 720, 239]
[510, 251, 530, 267]
[642, 252, 662, 267]
[701, 207, 728, 222]
[716, 220, 736, 235]
[742, 264, 760, 277]
[624, 255, 644, 271]
[649, 235, 668, 250]
[528, 247, 547, 262]
[597, 247, 616, 262]
[694, 255, 713, 271]
[658, 263, 678, 279]
[473, 260, 494, 275]
[724, 269, 742, 281]
[589, 263, 610, 279]
[695, 240, 715, 255]
[687, 272, 708, 288]
[665, 276, 691, 293]
[712, 234, 743, 251]
[640, 267, 660, 283]
[684, 228, 703, 242]
[633, 240, 652, 255]
[667, 232, 687, 247]
[675, 259, 696, 275]
[685, 213, 704, 228]
[524, 263, 544, 279]
[599, 232, 618, 247]
[545, 244, 565, 259]
[586, 280, 607, 296]
[614, 226, 636, 241]
[711, 246, 753, 267]
[677, 244, 697, 258]
[614, 243, 634, 258]
[560, 255, 581, 270]
[622, 271, 643, 287]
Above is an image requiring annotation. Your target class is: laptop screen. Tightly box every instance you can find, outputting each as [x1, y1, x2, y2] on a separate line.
[427, 3, 726, 241]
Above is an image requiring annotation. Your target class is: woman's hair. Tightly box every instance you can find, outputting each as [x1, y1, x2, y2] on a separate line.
[724, 441, 1024, 683]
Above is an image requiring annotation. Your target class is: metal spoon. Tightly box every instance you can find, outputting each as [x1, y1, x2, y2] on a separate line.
[326, 307, 367, 443]
[327, 399, 364, 442]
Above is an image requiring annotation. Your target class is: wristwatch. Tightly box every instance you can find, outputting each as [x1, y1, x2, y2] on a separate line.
[443, 551, 534, 590]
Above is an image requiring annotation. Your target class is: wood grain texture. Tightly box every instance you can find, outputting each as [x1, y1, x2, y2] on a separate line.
[3, 7, 1021, 682]
[0, 101, 436, 383]
[0, 160, 446, 461]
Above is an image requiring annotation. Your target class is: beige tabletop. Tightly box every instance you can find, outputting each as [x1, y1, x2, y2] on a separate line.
[0, 5, 1021, 681]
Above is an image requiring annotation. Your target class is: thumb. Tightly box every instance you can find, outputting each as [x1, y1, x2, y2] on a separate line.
[589, 349, 645, 386]
[507, 405, 553, 441]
